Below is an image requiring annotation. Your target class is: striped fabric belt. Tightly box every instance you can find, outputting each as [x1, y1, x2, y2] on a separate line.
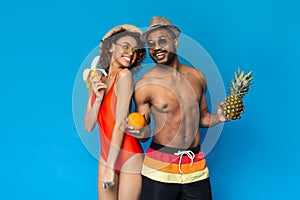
[141, 142, 209, 184]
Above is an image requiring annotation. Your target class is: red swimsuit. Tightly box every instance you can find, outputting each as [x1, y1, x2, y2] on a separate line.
[92, 75, 143, 173]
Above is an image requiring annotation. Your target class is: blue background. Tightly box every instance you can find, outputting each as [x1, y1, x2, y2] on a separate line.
[1, 0, 299, 199]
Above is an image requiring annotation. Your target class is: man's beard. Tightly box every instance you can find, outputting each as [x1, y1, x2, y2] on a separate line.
[150, 51, 177, 66]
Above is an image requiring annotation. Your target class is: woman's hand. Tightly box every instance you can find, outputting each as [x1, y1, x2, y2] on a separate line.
[89, 75, 107, 101]
[101, 165, 115, 189]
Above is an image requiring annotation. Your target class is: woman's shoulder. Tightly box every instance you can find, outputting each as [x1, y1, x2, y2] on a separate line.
[117, 68, 132, 79]
[115, 68, 134, 89]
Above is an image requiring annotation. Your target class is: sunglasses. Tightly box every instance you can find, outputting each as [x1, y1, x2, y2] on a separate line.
[114, 42, 138, 55]
[147, 38, 168, 49]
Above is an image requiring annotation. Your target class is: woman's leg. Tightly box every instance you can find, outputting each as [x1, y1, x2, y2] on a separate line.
[118, 154, 144, 200]
[98, 161, 119, 200]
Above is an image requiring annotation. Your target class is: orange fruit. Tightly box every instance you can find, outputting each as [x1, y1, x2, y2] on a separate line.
[128, 112, 145, 130]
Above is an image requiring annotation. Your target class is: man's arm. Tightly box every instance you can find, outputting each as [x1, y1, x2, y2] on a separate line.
[131, 80, 152, 141]
[198, 71, 227, 127]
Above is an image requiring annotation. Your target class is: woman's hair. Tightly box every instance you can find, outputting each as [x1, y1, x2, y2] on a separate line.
[100, 28, 146, 74]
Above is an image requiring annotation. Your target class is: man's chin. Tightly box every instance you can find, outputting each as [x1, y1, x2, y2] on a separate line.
[156, 60, 168, 65]
[150, 57, 167, 65]
[150, 52, 176, 66]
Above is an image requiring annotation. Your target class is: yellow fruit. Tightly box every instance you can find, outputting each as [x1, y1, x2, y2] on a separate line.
[90, 70, 99, 79]
[85, 70, 99, 88]
[128, 112, 145, 130]
[222, 69, 253, 120]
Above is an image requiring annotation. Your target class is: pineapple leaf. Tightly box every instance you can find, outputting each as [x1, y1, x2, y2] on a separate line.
[238, 70, 245, 80]
[229, 68, 254, 98]
[235, 71, 238, 81]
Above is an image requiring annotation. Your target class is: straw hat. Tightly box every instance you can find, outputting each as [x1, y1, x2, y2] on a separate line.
[100, 24, 142, 48]
[83, 24, 142, 82]
[141, 16, 181, 42]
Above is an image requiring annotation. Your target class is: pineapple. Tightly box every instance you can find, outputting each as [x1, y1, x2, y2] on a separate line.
[222, 68, 253, 120]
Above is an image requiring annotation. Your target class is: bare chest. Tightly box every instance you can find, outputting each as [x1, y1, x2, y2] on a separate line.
[148, 76, 201, 113]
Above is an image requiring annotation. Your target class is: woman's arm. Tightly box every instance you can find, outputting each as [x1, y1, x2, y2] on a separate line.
[84, 76, 107, 132]
[105, 69, 134, 169]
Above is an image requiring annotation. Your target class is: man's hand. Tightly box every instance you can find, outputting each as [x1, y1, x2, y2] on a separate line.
[123, 115, 150, 140]
[217, 102, 229, 122]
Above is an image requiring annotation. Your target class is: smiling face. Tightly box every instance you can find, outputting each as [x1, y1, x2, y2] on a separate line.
[146, 28, 178, 65]
[110, 35, 138, 68]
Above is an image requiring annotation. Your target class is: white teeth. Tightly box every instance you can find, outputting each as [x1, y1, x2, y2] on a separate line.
[123, 57, 131, 62]
[156, 52, 164, 56]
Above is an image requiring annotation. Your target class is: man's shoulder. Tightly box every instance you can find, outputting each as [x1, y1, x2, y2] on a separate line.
[134, 70, 156, 101]
[142, 67, 158, 77]
[135, 71, 152, 90]
[180, 64, 205, 79]
[136, 68, 157, 83]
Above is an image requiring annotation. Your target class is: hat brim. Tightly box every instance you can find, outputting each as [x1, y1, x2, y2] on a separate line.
[141, 25, 181, 42]
[102, 24, 142, 43]
[100, 24, 142, 50]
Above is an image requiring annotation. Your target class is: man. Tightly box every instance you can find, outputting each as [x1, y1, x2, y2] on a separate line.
[130, 16, 227, 200]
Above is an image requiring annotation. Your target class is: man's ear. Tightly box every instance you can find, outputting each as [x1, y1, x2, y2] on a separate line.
[174, 38, 179, 48]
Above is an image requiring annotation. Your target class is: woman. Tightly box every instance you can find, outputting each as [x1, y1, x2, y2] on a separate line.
[84, 24, 146, 200]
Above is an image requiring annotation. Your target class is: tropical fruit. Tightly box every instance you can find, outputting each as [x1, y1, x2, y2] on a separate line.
[222, 69, 253, 120]
[82, 55, 107, 88]
[84, 70, 99, 88]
